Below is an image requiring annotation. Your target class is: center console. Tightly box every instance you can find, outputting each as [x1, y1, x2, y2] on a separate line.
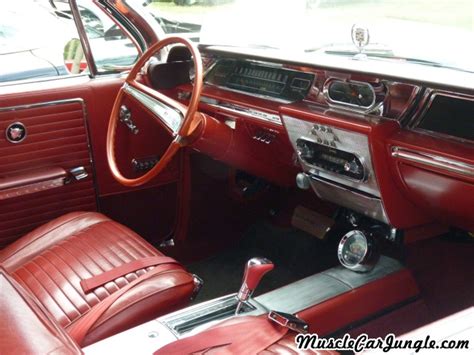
[83, 256, 417, 354]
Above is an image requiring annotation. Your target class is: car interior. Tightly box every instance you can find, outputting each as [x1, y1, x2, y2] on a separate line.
[0, 1, 473, 354]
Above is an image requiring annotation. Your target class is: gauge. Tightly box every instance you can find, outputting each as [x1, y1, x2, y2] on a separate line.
[326, 80, 376, 109]
[337, 230, 379, 272]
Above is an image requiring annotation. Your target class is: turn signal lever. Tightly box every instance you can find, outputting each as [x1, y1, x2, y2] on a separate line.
[235, 257, 274, 315]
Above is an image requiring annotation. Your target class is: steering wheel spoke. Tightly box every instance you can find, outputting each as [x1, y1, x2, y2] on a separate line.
[106, 36, 203, 187]
[124, 81, 186, 135]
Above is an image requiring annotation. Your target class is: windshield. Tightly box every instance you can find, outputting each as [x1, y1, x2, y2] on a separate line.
[145, 0, 473, 73]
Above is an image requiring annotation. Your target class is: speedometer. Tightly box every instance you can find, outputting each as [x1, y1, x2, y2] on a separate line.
[337, 230, 379, 272]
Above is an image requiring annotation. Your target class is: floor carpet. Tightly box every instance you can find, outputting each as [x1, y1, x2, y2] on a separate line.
[187, 220, 340, 304]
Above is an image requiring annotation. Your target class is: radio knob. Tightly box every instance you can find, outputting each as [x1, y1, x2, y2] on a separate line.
[296, 173, 311, 190]
[344, 160, 361, 174]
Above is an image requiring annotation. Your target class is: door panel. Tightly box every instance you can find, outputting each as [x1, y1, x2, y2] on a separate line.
[0, 76, 181, 248]
[0, 98, 96, 248]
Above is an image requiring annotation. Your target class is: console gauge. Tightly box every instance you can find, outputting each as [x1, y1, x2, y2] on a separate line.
[338, 230, 379, 272]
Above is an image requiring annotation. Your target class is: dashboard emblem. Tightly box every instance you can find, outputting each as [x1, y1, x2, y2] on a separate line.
[351, 24, 370, 52]
[6, 122, 27, 143]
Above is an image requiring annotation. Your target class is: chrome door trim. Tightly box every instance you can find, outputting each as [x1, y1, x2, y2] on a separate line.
[0, 98, 85, 113]
[70, 0, 98, 77]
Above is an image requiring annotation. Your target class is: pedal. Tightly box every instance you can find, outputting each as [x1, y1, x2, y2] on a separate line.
[291, 205, 334, 240]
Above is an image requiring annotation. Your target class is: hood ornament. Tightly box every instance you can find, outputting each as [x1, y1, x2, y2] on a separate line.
[6, 122, 27, 143]
[351, 24, 370, 58]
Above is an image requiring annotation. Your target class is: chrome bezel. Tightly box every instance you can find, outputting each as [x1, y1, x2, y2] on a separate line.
[338, 230, 378, 273]
[5, 122, 27, 144]
[295, 136, 369, 183]
[323, 78, 383, 114]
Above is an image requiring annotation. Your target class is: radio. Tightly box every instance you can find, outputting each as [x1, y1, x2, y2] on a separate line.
[296, 138, 366, 181]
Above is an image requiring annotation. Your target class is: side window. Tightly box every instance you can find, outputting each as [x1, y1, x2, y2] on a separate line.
[0, 1, 140, 85]
[0, 1, 83, 84]
[74, 2, 140, 73]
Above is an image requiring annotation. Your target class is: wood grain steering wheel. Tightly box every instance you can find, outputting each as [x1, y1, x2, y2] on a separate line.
[106, 36, 203, 187]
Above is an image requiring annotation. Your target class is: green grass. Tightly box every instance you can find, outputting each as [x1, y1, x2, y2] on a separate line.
[150, 0, 473, 31]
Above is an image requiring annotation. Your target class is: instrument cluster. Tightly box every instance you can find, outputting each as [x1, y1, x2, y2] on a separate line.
[205, 59, 315, 102]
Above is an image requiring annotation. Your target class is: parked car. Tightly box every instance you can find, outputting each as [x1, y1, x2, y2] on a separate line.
[0, 2, 71, 82]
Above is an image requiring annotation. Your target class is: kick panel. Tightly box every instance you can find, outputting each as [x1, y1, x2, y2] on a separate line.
[0, 99, 97, 248]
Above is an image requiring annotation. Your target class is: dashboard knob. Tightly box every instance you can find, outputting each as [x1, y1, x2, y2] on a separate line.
[344, 159, 360, 174]
[296, 173, 311, 190]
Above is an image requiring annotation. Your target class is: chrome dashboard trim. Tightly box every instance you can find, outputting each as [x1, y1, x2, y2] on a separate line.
[203, 98, 282, 125]
[391, 146, 474, 177]
[205, 83, 293, 104]
[283, 115, 381, 197]
[283, 115, 389, 223]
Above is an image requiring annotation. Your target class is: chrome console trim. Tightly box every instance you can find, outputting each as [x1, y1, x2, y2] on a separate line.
[255, 256, 403, 314]
[160, 294, 266, 338]
[392, 146, 474, 177]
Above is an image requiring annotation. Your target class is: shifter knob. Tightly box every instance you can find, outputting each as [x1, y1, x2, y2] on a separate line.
[236, 257, 274, 314]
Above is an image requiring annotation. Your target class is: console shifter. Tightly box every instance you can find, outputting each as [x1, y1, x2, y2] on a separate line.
[235, 257, 274, 315]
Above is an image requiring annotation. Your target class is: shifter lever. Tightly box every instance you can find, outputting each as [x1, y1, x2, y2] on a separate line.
[235, 257, 274, 315]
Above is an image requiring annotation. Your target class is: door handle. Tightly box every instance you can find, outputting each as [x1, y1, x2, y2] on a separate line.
[0, 166, 87, 200]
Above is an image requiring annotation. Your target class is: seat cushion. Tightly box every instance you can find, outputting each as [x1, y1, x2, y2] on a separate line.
[0, 212, 195, 346]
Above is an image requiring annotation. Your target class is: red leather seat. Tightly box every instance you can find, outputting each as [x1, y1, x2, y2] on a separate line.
[0, 212, 196, 346]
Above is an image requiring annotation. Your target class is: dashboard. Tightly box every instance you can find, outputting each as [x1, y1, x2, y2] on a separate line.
[160, 47, 474, 233]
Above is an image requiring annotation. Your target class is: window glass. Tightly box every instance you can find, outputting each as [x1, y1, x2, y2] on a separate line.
[0, 0, 141, 84]
[71, 1, 140, 73]
[0, 0, 82, 83]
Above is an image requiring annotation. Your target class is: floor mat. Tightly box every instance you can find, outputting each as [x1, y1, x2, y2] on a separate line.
[187, 220, 339, 304]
